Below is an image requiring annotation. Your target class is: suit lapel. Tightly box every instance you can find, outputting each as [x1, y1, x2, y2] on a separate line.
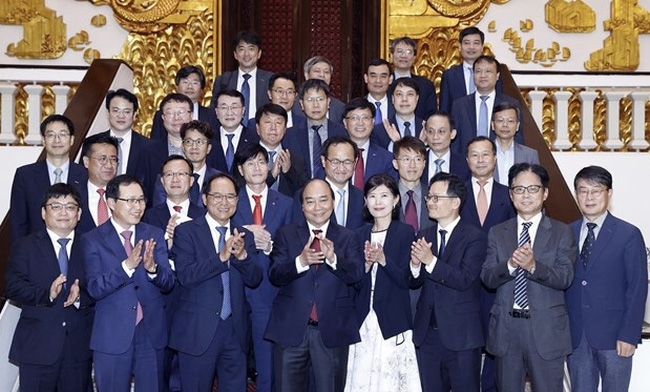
[263, 191, 281, 226]
[237, 188, 255, 224]
[102, 222, 129, 261]
[532, 215, 552, 257]
[584, 215, 614, 273]
[36, 231, 62, 277]
[468, 94, 478, 133]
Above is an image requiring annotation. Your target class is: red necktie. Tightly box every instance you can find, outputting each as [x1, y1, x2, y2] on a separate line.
[404, 190, 418, 233]
[121, 230, 143, 325]
[173, 205, 182, 213]
[309, 229, 323, 321]
[97, 188, 109, 225]
[353, 148, 365, 190]
[252, 195, 263, 225]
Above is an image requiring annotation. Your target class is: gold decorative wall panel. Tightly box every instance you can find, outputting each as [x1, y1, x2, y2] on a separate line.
[1, 1, 67, 59]
[545, 0, 595, 33]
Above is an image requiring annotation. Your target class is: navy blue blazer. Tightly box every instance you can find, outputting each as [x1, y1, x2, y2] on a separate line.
[363, 143, 398, 182]
[95, 130, 152, 178]
[142, 202, 206, 230]
[73, 180, 99, 235]
[169, 218, 262, 355]
[566, 214, 648, 350]
[149, 105, 219, 142]
[6, 230, 94, 365]
[140, 139, 171, 204]
[283, 120, 348, 179]
[411, 74, 438, 120]
[206, 126, 260, 174]
[371, 115, 423, 150]
[265, 146, 309, 198]
[265, 221, 364, 348]
[10, 161, 87, 244]
[209, 69, 273, 110]
[450, 92, 523, 155]
[460, 180, 515, 235]
[82, 221, 174, 355]
[439, 65, 504, 113]
[422, 150, 471, 184]
[291, 184, 366, 230]
[353, 221, 415, 339]
[409, 220, 487, 350]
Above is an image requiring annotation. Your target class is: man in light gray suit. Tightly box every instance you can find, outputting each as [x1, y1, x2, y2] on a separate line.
[492, 102, 539, 185]
[481, 163, 576, 392]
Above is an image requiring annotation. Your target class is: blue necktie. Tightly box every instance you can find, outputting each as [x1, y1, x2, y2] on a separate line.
[434, 159, 444, 175]
[311, 125, 324, 179]
[57, 238, 70, 277]
[215, 226, 231, 320]
[53, 167, 63, 184]
[374, 101, 382, 124]
[438, 229, 447, 257]
[225, 133, 235, 172]
[468, 67, 476, 94]
[404, 121, 412, 137]
[478, 95, 489, 137]
[189, 173, 200, 205]
[336, 188, 346, 226]
[514, 222, 532, 308]
[241, 73, 251, 126]
[580, 223, 597, 268]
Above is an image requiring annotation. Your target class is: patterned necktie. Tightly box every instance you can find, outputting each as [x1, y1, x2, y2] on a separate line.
[97, 188, 109, 225]
[477, 181, 488, 225]
[117, 137, 124, 175]
[310, 229, 323, 321]
[53, 167, 63, 184]
[225, 133, 235, 172]
[311, 125, 324, 178]
[57, 238, 70, 277]
[468, 67, 476, 94]
[404, 121, 412, 137]
[478, 95, 489, 137]
[241, 73, 251, 126]
[336, 188, 346, 227]
[252, 195, 263, 225]
[434, 158, 444, 175]
[189, 173, 201, 205]
[353, 148, 365, 190]
[438, 229, 447, 258]
[215, 226, 231, 320]
[374, 101, 382, 124]
[121, 230, 143, 324]
[580, 223, 597, 268]
[514, 222, 533, 309]
[404, 190, 418, 233]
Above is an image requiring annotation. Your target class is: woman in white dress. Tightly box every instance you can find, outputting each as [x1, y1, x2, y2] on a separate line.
[345, 174, 422, 392]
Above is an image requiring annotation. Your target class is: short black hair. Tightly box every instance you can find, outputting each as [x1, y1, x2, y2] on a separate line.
[393, 136, 426, 159]
[343, 98, 376, 119]
[492, 101, 520, 120]
[322, 135, 358, 159]
[508, 163, 549, 188]
[366, 58, 391, 73]
[203, 172, 240, 196]
[235, 142, 268, 168]
[41, 183, 81, 209]
[255, 103, 288, 124]
[181, 120, 213, 140]
[466, 136, 496, 155]
[390, 36, 417, 56]
[269, 72, 298, 92]
[429, 172, 467, 209]
[362, 174, 401, 221]
[473, 55, 500, 72]
[81, 133, 119, 159]
[425, 111, 456, 131]
[105, 88, 139, 112]
[106, 174, 145, 201]
[574, 165, 612, 190]
[40, 114, 74, 137]
[300, 79, 330, 99]
[161, 154, 194, 176]
[175, 65, 206, 89]
[459, 27, 485, 44]
[391, 77, 420, 96]
[233, 30, 262, 50]
[214, 89, 245, 107]
[159, 93, 193, 112]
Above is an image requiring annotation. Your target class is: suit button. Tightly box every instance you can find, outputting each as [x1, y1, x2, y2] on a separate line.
[135, 285, 139, 290]
[132, 306, 137, 310]
[582, 280, 587, 286]
[62, 321, 66, 327]
[314, 282, 319, 287]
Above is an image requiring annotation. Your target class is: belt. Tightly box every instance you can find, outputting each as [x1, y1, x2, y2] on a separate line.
[308, 319, 319, 327]
[509, 309, 530, 319]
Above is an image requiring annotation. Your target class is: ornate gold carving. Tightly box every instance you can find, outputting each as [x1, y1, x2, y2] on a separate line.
[91, 14, 107, 27]
[487, 20, 496, 32]
[520, 19, 533, 32]
[502, 29, 570, 67]
[545, 0, 596, 33]
[83, 48, 101, 64]
[68, 31, 90, 51]
[585, 0, 650, 71]
[1, 1, 67, 59]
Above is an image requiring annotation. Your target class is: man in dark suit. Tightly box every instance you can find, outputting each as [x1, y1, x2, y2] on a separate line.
[460, 136, 515, 392]
[390, 36, 437, 119]
[6, 183, 94, 391]
[409, 172, 487, 392]
[262, 72, 307, 134]
[169, 173, 262, 391]
[265, 178, 364, 392]
[451, 55, 523, 155]
[82, 175, 175, 392]
[372, 77, 423, 151]
[283, 79, 348, 179]
[210, 31, 272, 125]
[151, 65, 219, 141]
[232, 143, 293, 392]
[481, 163, 576, 392]
[364, 59, 395, 124]
[566, 166, 647, 392]
[421, 112, 470, 183]
[303, 56, 345, 123]
[439, 27, 504, 113]
[343, 98, 396, 189]
[10, 114, 87, 244]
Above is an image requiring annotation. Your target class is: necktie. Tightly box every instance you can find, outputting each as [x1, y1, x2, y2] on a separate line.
[53, 167, 63, 184]
[57, 238, 70, 277]
[477, 181, 488, 225]
[514, 222, 533, 309]
[117, 137, 124, 175]
[121, 230, 143, 324]
[438, 229, 447, 257]
[225, 133, 235, 172]
[215, 226, 231, 320]
[336, 188, 346, 227]
[434, 158, 444, 175]
[173, 205, 182, 213]
[478, 95, 489, 137]
[404, 190, 418, 233]
[97, 188, 109, 225]
[374, 101, 382, 124]
[268, 150, 279, 191]
[353, 148, 365, 190]
[404, 121, 412, 137]
[252, 195, 263, 225]
[468, 67, 476, 94]
[580, 223, 597, 268]
[241, 73, 251, 126]
[189, 173, 201, 205]
[310, 229, 323, 321]
[311, 125, 324, 179]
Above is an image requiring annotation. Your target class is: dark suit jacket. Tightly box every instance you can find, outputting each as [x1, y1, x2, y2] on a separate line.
[365, 96, 395, 121]
[283, 120, 348, 179]
[481, 215, 576, 360]
[363, 143, 398, 181]
[409, 220, 487, 350]
[82, 221, 175, 355]
[169, 218, 262, 355]
[398, 183, 434, 233]
[149, 104, 219, 142]
[450, 92, 524, 155]
[264, 145, 309, 198]
[206, 126, 260, 174]
[493, 142, 540, 184]
[265, 222, 364, 348]
[460, 180, 515, 234]
[6, 230, 93, 365]
[566, 214, 647, 350]
[140, 139, 172, 203]
[73, 180, 99, 235]
[291, 184, 366, 230]
[353, 221, 415, 338]
[142, 202, 206, 231]
[371, 115, 423, 150]
[95, 129, 152, 178]
[411, 74, 438, 120]
[10, 161, 87, 244]
[328, 97, 345, 124]
[209, 68, 273, 110]
[422, 150, 470, 184]
[439, 65, 504, 113]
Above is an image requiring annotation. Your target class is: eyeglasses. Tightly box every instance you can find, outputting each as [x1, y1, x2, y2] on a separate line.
[216, 105, 243, 112]
[576, 187, 607, 198]
[163, 110, 191, 118]
[182, 138, 209, 147]
[162, 171, 191, 179]
[395, 49, 414, 56]
[493, 118, 518, 126]
[303, 96, 326, 104]
[396, 156, 425, 165]
[116, 197, 147, 206]
[271, 88, 296, 96]
[325, 158, 355, 167]
[46, 202, 79, 212]
[345, 115, 373, 123]
[179, 79, 201, 86]
[510, 185, 543, 194]
[206, 193, 238, 203]
[110, 108, 134, 116]
[424, 194, 457, 203]
[44, 131, 71, 141]
[89, 155, 118, 166]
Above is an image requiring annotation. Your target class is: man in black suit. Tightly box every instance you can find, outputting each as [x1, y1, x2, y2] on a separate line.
[6, 183, 94, 391]
[390, 36, 437, 119]
[265, 178, 364, 392]
[421, 111, 470, 183]
[410, 172, 487, 392]
[210, 31, 272, 125]
[303, 56, 345, 123]
[10, 114, 87, 244]
[364, 59, 394, 125]
[373, 77, 423, 151]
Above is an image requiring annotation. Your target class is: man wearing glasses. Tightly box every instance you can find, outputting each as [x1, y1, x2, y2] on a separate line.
[170, 173, 262, 391]
[421, 111, 470, 184]
[10, 114, 87, 244]
[263, 72, 306, 133]
[481, 163, 576, 392]
[82, 175, 174, 392]
[6, 183, 94, 391]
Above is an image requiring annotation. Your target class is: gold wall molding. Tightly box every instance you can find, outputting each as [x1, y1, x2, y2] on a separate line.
[545, 0, 596, 33]
[1, 1, 67, 59]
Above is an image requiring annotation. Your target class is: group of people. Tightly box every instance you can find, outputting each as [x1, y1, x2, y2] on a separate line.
[5, 26, 647, 392]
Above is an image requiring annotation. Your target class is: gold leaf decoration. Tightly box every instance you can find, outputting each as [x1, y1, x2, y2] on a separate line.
[91, 14, 106, 27]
